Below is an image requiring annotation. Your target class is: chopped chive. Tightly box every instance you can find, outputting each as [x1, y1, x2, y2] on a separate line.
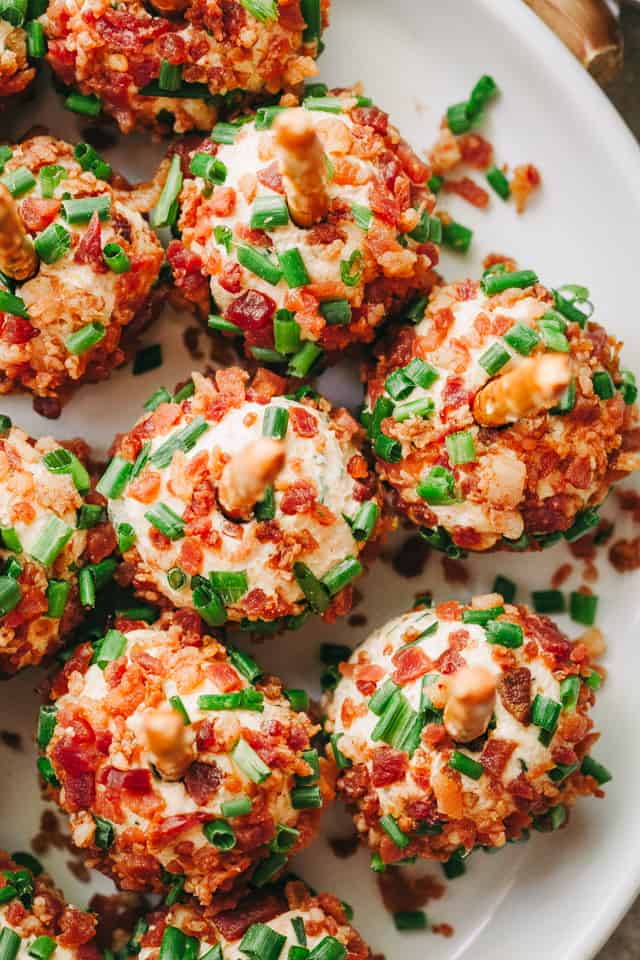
[249, 346, 287, 364]
[550, 378, 576, 414]
[563, 508, 599, 543]
[538, 314, 569, 352]
[36, 705, 57, 749]
[94, 629, 127, 669]
[221, 796, 252, 818]
[449, 750, 483, 780]
[46, 579, 70, 618]
[462, 605, 504, 625]
[0, 290, 28, 318]
[303, 95, 342, 113]
[417, 465, 456, 505]
[531, 589, 565, 614]
[372, 690, 422, 754]
[203, 818, 236, 850]
[277, 248, 310, 289]
[30, 517, 72, 567]
[322, 556, 362, 595]
[262, 405, 289, 439]
[1, 166, 36, 198]
[77, 503, 104, 529]
[352, 501, 378, 542]
[351, 203, 372, 231]
[330, 733, 351, 770]
[42, 448, 90, 494]
[291, 785, 322, 809]
[210, 123, 240, 145]
[486, 165, 510, 199]
[549, 761, 579, 783]
[445, 429, 475, 465]
[208, 314, 242, 336]
[144, 503, 184, 540]
[158, 59, 181, 92]
[65, 321, 106, 355]
[442, 850, 467, 880]
[74, 142, 111, 181]
[0, 929, 20, 960]
[250, 194, 289, 229]
[409, 210, 442, 244]
[34, 223, 71, 265]
[151, 154, 182, 229]
[239, 0, 277, 20]
[150, 416, 209, 468]
[0, 527, 21, 553]
[379, 814, 410, 849]
[208, 571, 248, 606]
[406, 295, 428, 323]
[93, 814, 115, 848]
[479, 341, 510, 376]
[447, 101, 471, 134]
[117, 522, 136, 553]
[553, 288, 591, 327]
[585, 669, 602, 691]
[62, 194, 110, 224]
[133, 343, 162, 375]
[531, 694, 561, 741]
[340, 249, 363, 287]
[103, 242, 131, 274]
[270, 822, 300, 853]
[144, 387, 173, 412]
[288, 341, 323, 378]
[619, 369, 637, 405]
[36, 756, 59, 788]
[0, 146, 11, 174]
[385, 369, 413, 401]
[404, 357, 439, 389]
[232, 737, 271, 783]
[27, 937, 56, 960]
[3, 558, 22, 580]
[373, 433, 401, 462]
[492, 575, 516, 604]
[503, 322, 540, 356]
[168, 694, 190, 725]
[592, 370, 615, 400]
[255, 105, 287, 130]
[560, 675, 581, 711]
[254, 485, 276, 521]
[369, 678, 400, 716]
[284, 689, 309, 712]
[273, 311, 301, 354]
[65, 92, 101, 116]
[392, 397, 434, 422]
[485, 619, 523, 648]
[570, 591, 598, 626]
[393, 911, 427, 932]
[317, 297, 352, 328]
[192, 580, 226, 627]
[293, 562, 330, 613]
[580, 755, 612, 785]
[39, 164, 66, 198]
[468, 74, 498, 117]
[300, 0, 321, 41]
[481, 269, 538, 296]
[296, 748, 320, 786]
[238, 244, 282, 286]
[227, 645, 262, 683]
[442, 220, 472, 253]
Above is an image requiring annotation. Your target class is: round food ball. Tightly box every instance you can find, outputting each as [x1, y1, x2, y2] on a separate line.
[0, 422, 115, 676]
[132, 879, 370, 958]
[43, 0, 330, 134]
[365, 273, 640, 552]
[326, 595, 608, 867]
[106, 367, 382, 627]
[41, 611, 333, 904]
[167, 88, 437, 368]
[0, 850, 100, 960]
[0, 23, 36, 100]
[0, 136, 164, 416]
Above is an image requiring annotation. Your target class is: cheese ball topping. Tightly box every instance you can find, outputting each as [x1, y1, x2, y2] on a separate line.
[133, 880, 370, 959]
[43, 0, 330, 135]
[41, 612, 333, 904]
[326, 597, 608, 868]
[105, 367, 382, 627]
[365, 273, 640, 551]
[0, 136, 163, 416]
[0, 851, 99, 960]
[168, 88, 437, 369]
[0, 422, 115, 676]
[0, 19, 36, 99]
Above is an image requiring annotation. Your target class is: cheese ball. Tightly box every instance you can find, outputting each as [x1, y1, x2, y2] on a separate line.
[167, 88, 437, 369]
[326, 596, 609, 868]
[131, 880, 370, 958]
[43, 0, 330, 135]
[365, 272, 640, 552]
[0, 851, 100, 960]
[105, 367, 382, 627]
[0, 422, 115, 676]
[0, 136, 164, 417]
[40, 611, 333, 904]
[0, 20, 36, 100]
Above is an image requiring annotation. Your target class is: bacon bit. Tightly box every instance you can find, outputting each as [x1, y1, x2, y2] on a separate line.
[256, 162, 284, 196]
[458, 133, 493, 169]
[74, 212, 107, 270]
[498, 667, 531, 723]
[1, 314, 38, 343]
[377, 867, 445, 914]
[481, 738, 516, 779]
[391, 645, 433, 685]
[226, 289, 276, 332]
[442, 176, 489, 208]
[166, 241, 208, 303]
[432, 768, 464, 819]
[219, 260, 243, 294]
[214, 891, 287, 943]
[176, 538, 203, 576]
[307, 222, 345, 245]
[434, 600, 463, 621]
[150, 813, 208, 846]
[280, 480, 317, 515]
[440, 374, 472, 421]
[507, 772, 536, 802]
[483, 252, 518, 272]
[206, 661, 241, 693]
[288, 406, 318, 438]
[396, 139, 431, 184]
[340, 696, 358, 729]
[353, 663, 385, 696]
[209, 186, 236, 217]
[246, 367, 286, 404]
[352, 105, 389, 135]
[127, 470, 161, 504]
[184, 761, 223, 805]
[102, 767, 152, 794]
[149, 527, 171, 551]
[86, 523, 117, 564]
[510, 163, 541, 214]
[371, 746, 408, 787]
[609, 537, 640, 572]
[369, 182, 400, 226]
[19, 196, 61, 233]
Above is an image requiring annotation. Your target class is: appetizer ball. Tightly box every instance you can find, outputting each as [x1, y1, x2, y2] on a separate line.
[41, 611, 333, 904]
[326, 595, 609, 867]
[0, 422, 115, 676]
[132, 879, 370, 958]
[0, 18, 36, 100]
[0, 136, 164, 416]
[166, 88, 437, 369]
[43, 0, 330, 134]
[105, 367, 382, 627]
[366, 271, 640, 551]
[0, 850, 99, 960]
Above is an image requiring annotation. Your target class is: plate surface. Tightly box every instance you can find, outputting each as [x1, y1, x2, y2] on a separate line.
[2, 1, 640, 958]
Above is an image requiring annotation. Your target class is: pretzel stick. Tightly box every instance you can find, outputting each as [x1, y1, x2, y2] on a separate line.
[274, 108, 330, 228]
[443, 666, 497, 743]
[0, 183, 37, 281]
[218, 437, 286, 520]
[143, 706, 195, 781]
[473, 353, 572, 427]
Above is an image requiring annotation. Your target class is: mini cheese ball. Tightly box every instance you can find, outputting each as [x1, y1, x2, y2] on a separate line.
[104, 367, 382, 627]
[0, 136, 164, 417]
[166, 87, 437, 371]
[43, 0, 330, 135]
[0, 422, 115, 676]
[41, 611, 333, 904]
[365, 271, 640, 552]
[0, 21, 36, 100]
[0, 851, 100, 960]
[132, 879, 370, 959]
[326, 596, 609, 868]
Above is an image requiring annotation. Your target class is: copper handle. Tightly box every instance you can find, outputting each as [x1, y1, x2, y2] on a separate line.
[524, 0, 623, 84]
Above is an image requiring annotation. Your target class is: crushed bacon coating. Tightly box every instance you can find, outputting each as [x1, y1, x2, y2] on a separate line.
[0, 851, 100, 960]
[0, 425, 109, 675]
[42, 611, 333, 906]
[44, 0, 330, 135]
[325, 601, 605, 865]
[0, 137, 164, 412]
[135, 880, 371, 957]
[366, 277, 640, 551]
[173, 86, 438, 361]
[510, 163, 542, 214]
[107, 367, 384, 627]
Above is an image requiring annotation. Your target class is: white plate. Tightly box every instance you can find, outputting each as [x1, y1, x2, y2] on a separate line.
[2, 0, 640, 958]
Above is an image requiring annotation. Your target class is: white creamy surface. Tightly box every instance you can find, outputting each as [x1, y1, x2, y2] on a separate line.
[109, 398, 364, 610]
[331, 607, 562, 818]
[61, 627, 307, 858]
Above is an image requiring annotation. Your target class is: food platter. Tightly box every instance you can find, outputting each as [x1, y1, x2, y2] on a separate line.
[1, 0, 640, 958]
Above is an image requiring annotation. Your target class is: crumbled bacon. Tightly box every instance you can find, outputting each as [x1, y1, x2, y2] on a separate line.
[391, 645, 433, 685]
[226, 289, 276, 332]
[0, 314, 38, 343]
[74, 211, 107, 270]
[101, 767, 152, 794]
[184, 761, 222, 805]
[458, 133, 493, 169]
[442, 176, 489, 208]
[214, 891, 287, 942]
[498, 667, 531, 723]
[256, 163, 284, 195]
[289, 406, 318, 438]
[480, 738, 516, 780]
[371, 746, 408, 787]
[19, 196, 61, 233]
[280, 480, 316, 515]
